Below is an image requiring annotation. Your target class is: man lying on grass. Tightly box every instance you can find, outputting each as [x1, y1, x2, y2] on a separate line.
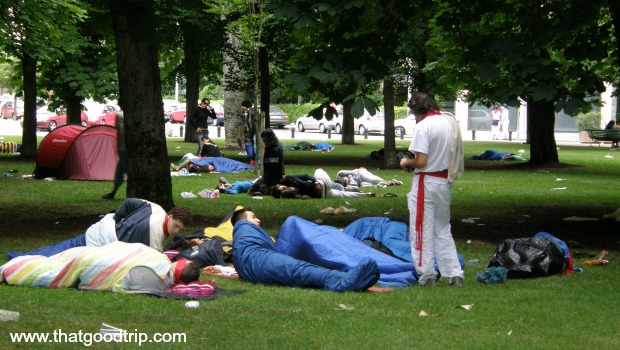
[231, 208, 380, 292]
[0, 242, 200, 294]
[7, 198, 192, 260]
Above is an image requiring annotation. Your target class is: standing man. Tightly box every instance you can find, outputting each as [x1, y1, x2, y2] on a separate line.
[189, 98, 217, 154]
[399, 92, 465, 288]
[241, 100, 257, 165]
[500, 105, 510, 140]
[102, 111, 126, 200]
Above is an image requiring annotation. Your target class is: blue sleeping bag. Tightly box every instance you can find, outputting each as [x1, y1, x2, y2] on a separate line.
[275, 216, 417, 287]
[191, 157, 253, 173]
[232, 220, 380, 292]
[343, 217, 466, 269]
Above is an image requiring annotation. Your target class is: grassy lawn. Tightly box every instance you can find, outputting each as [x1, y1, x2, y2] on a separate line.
[1, 136, 619, 349]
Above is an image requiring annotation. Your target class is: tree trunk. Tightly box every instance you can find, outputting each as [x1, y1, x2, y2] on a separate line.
[383, 78, 398, 168]
[341, 100, 355, 144]
[110, 0, 173, 210]
[20, 53, 38, 158]
[222, 29, 245, 149]
[66, 93, 82, 125]
[183, 24, 201, 143]
[527, 98, 559, 165]
[259, 45, 270, 128]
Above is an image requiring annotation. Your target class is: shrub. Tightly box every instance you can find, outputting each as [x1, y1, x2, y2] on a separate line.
[276, 103, 321, 123]
[576, 111, 602, 131]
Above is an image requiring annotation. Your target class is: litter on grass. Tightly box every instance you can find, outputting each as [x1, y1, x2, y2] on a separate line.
[563, 216, 599, 221]
[458, 304, 474, 311]
[551, 187, 567, 190]
[335, 304, 355, 311]
[320, 206, 356, 215]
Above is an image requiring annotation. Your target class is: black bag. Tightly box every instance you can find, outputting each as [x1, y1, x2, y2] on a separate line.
[487, 235, 568, 279]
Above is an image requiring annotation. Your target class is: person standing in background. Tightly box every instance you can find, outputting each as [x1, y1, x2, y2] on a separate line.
[102, 111, 126, 200]
[500, 105, 510, 140]
[491, 105, 501, 140]
[399, 92, 465, 288]
[241, 100, 258, 165]
[189, 98, 216, 154]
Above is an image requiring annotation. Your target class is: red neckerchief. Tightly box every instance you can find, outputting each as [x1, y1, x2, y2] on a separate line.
[163, 214, 170, 238]
[174, 258, 187, 284]
[420, 110, 441, 121]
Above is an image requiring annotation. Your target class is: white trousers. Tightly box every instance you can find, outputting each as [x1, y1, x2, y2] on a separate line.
[407, 177, 463, 284]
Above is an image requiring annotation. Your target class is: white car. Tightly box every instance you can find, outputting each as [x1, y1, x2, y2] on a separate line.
[394, 111, 455, 138]
[332, 110, 384, 135]
[394, 114, 417, 138]
[296, 114, 336, 133]
[162, 99, 180, 120]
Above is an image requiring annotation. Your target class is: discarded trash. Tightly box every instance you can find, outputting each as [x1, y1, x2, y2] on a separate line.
[551, 187, 566, 190]
[507, 330, 513, 336]
[461, 217, 480, 224]
[563, 216, 599, 221]
[419, 310, 428, 317]
[44, 177, 55, 181]
[0, 309, 20, 322]
[320, 206, 356, 215]
[583, 260, 609, 266]
[518, 149, 525, 154]
[603, 208, 620, 219]
[458, 304, 474, 311]
[335, 304, 355, 311]
[21, 175, 33, 180]
[180, 192, 198, 199]
[476, 267, 508, 284]
[198, 189, 219, 199]
[555, 178, 565, 182]
[185, 301, 200, 309]
[8, 169, 18, 173]
[467, 259, 480, 265]
[2, 173, 11, 177]
[252, 196, 263, 200]
[605, 154, 614, 159]
[99, 323, 124, 341]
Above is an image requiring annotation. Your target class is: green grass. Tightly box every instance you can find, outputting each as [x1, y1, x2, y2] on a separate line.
[1, 136, 619, 349]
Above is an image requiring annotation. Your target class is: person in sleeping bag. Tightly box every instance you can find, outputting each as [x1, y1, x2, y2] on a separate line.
[231, 208, 380, 292]
[1, 242, 201, 294]
[7, 198, 193, 260]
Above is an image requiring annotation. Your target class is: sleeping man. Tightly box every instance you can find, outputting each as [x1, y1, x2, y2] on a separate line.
[231, 208, 380, 292]
[0, 241, 200, 294]
[7, 198, 192, 260]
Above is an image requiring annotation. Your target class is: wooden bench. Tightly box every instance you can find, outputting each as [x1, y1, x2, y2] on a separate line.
[586, 129, 620, 147]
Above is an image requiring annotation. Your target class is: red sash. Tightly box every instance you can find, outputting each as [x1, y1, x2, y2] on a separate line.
[414, 170, 448, 266]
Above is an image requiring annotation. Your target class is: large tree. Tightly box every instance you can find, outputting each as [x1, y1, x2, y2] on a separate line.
[0, 0, 85, 157]
[432, 0, 615, 164]
[109, 0, 173, 209]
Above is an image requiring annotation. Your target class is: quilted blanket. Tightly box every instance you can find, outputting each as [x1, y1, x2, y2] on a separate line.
[0, 242, 170, 293]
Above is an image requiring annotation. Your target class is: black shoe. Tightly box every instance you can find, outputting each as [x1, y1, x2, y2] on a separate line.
[102, 193, 115, 200]
[449, 276, 464, 287]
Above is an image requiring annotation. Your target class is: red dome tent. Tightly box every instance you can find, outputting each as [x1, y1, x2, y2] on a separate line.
[34, 125, 118, 180]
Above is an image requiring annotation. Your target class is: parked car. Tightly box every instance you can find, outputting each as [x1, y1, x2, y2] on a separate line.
[37, 110, 88, 132]
[212, 103, 225, 126]
[89, 105, 120, 127]
[296, 115, 335, 133]
[162, 99, 180, 120]
[394, 114, 417, 138]
[1, 100, 24, 120]
[332, 109, 384, 135]
[261, 106, 289, 129]
[169, 109, 187, 124]
[469, 109, 492, 130]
